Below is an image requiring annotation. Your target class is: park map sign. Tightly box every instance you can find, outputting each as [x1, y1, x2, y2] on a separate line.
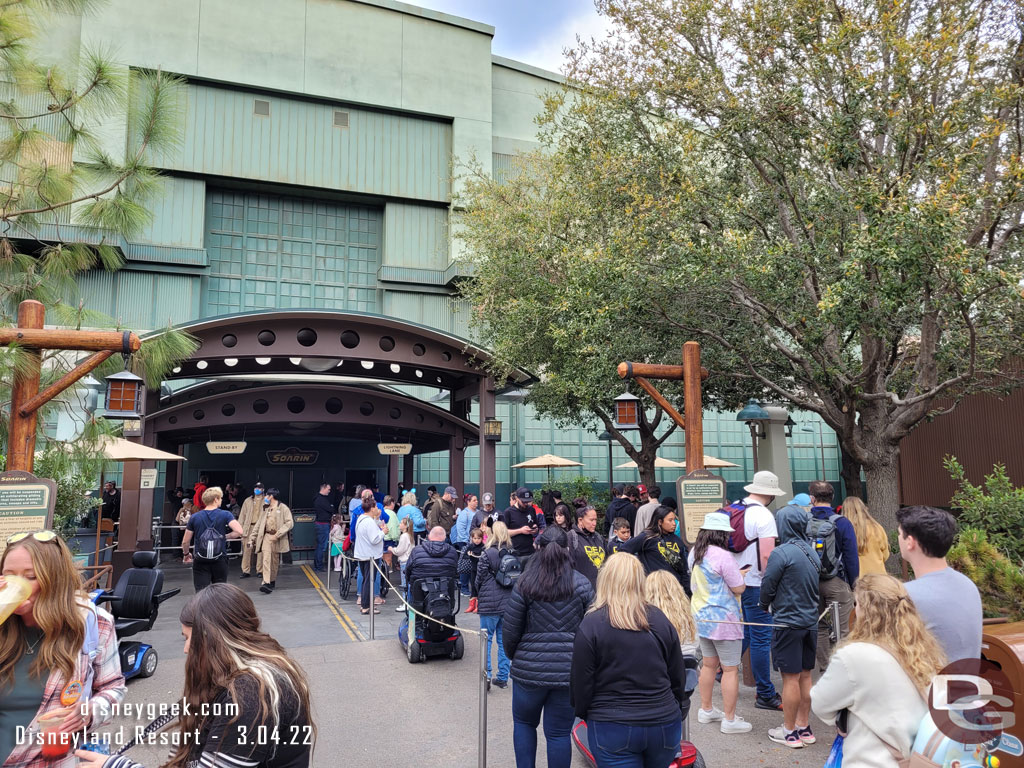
[0, 470, 56, 541]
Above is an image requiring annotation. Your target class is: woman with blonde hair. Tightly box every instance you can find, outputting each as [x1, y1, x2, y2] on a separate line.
[77, 582, 313, 768]
[644, 570, 698, 656]
[475, 521, 515, 687]
[571, 553, 686, 767]
[397, 491, 426, 543]
[841, 496, 890, 576]
[811, 574, 947, 768]
[1, 530, 125, 767]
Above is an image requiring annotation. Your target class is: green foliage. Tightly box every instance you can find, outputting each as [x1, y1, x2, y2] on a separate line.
[946, 456, 1024, 566]
[461, 0, 1024, 529]
[544, 475, 610, 514]
[948, 528, 1024, 621]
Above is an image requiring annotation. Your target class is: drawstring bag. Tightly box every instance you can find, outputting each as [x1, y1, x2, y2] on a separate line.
[824, 734, 843, 768]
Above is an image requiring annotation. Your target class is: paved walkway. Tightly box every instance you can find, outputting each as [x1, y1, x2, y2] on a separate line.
[95, 558, 835, 767]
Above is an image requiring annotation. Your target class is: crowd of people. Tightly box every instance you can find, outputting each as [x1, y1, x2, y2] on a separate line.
[1, 468, 988, 768]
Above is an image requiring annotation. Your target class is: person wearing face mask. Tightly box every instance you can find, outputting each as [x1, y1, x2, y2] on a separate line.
[237, 483, 265, 579]
[1, 530, 126, 768]
[252, 489, 293, 595]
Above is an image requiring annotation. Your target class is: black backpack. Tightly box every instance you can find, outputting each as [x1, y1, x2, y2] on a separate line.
[423, 581, 454, 620]
[806, 514, 842, 580]
[494, 548, 522, 588]
[194, 509, 227, 561]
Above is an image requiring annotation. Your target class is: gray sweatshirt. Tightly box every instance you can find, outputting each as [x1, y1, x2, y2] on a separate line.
[759, 504, 821, 629]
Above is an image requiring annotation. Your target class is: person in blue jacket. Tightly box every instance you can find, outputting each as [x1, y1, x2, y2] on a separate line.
[807, 481, 858, 671]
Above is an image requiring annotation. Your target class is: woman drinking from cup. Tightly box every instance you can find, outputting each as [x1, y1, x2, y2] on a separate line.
[1, 530, 126, 767]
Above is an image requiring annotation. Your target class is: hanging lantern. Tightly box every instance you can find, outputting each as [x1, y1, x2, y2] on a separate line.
[483, 418, 503, 442]
[613, 392, 641, 430]
[104, 370, 145, 420]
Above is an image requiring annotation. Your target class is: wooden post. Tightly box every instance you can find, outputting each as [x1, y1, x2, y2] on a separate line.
[7, 300, 46, 471]
[683, 342, 705, 471]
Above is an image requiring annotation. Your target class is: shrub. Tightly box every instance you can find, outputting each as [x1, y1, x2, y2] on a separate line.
[945, 456, 1024, 566]
[948, 528, 1024, 621]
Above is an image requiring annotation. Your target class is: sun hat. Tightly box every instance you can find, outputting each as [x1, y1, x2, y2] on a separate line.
[788, 493, 812, 507]
[700, 512, 733, 533]
[743, 470, 787, 497]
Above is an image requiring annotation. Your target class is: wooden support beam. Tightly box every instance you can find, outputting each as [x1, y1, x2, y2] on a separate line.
[617, 362, 709, 381]
[18, 350, 114, 417]
[683, 342, 705, 471]
[0, 327, 140, 353]
[634, 377, 687, 432]
[7, 301, 45, 471]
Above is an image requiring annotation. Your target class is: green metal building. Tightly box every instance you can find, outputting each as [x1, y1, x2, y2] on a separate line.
[43, 0, 838, 511]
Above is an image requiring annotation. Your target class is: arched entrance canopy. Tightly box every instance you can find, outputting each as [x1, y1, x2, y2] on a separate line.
[160, 310, 533, 393]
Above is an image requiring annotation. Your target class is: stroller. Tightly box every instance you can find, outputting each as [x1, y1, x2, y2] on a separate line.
[398, 575, 464, 663]
[572, 654, 706, 768]
[90, 551, 181, 680]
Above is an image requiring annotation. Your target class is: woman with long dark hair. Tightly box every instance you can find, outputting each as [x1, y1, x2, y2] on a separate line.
[76, 582, 314, 768]
[688, 512, 750, 734]
[551, 504, 573, 532]
[503, 526, 594, 768]
[1, 531, 125, 768]
[620, 506, 691, 596]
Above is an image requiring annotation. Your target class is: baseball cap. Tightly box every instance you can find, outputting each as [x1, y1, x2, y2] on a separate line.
[788, 493, 812, 507]
[515, 486, 533, 502]
[444, 486, 458, 497]
[637, 484, 648, 495]
[613, 483, 625, 495]
[482, 492, 495, 505]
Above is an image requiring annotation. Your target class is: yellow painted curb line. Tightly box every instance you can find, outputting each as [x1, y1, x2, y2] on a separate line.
[301, 564, 364, 642]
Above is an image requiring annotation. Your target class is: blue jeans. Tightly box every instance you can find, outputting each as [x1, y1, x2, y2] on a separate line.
[741, 586, 776, 699]
[356, 559, 381, 600]
[587, 720, 682, 768]
[314, 523, 330, 570]
[512, 683, 574, 768]
[478, 614, 510, 682]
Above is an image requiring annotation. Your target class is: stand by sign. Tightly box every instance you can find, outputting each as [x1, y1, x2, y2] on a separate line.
[267, 447, 319, 465]
[0, 470, 57, 540]
[207, 441, 247, 454]
[377, 443, 412, 456]
[676, 469, 726, 546]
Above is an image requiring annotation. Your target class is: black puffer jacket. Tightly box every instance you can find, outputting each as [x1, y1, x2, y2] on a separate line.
[502, 571, 594, 687]
[605, 496, 636, 536]
[475, 547, 515, 615]
[405, 539, 459, 586]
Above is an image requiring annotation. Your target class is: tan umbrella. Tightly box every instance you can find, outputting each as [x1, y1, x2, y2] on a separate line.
[617, 454, 739, 469]
[511, 453, 584, 486]
[91, 436, 185, 462]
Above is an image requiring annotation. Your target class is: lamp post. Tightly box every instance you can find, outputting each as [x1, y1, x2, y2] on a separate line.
[1, 299, 141, 472]
[735, 398, 769, 473]
[598, 430, 614, 493]
[802, 424, 827, 481]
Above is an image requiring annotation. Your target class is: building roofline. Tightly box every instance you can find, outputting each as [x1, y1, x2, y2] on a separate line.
[492, 55, 567, 85]
[345, 0, 494, 36]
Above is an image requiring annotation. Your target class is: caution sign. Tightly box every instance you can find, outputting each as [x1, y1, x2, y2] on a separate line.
[676, 470, 725, 547]
[0, 470, 57, 541]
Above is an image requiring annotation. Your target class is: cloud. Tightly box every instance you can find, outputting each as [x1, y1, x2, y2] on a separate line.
[508, 5, 616, 75]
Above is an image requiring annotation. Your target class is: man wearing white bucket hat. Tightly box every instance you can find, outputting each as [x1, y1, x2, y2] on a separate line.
[731, 470, 787, 711]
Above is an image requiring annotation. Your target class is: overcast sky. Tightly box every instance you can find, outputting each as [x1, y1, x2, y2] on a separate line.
[405, 0, 612, 74]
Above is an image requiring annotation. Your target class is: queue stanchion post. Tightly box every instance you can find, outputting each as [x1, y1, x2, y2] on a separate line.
[479, 626, 488, 768]
[830, 600, 840, 645]
[368, 560, 375, 640]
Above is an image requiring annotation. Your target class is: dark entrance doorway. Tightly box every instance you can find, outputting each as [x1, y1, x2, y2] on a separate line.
[345, 469, 379, 496]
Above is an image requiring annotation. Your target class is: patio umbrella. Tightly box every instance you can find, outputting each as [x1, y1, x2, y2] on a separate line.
[511, 453, 584, 486]
[616, 454, 739, 470]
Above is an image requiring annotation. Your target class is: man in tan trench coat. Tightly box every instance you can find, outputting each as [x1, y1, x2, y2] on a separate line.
[251, 486, 293, 594]
[237, 482, 265, 578]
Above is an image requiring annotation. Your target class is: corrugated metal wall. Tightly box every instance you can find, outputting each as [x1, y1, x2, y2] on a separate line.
[383, 202, 448, 269]
[76, 270, 200, 330]
[148, 84, 452, 203]
[134, 177, 207, 248]
[898, 389, 1024, 507]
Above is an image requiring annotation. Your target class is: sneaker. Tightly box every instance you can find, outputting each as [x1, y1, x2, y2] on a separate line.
[755, 694, 783, 710]
[797, 726, 816, 744]
[721, 717, 753, 734]
[395, 604, 405, 612]
[697, 707, 724, 724]
[492, 679, 508, 689]
[259, 584, 273, 594]
[768, 727, 804, 748]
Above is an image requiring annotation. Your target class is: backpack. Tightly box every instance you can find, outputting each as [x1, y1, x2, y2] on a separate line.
[722, 501, 753, 554]
[423, 582, 454, 620]
[806, 514, 842, 580]
[194, 509, 227, 560]
[494, 548, 522, 588]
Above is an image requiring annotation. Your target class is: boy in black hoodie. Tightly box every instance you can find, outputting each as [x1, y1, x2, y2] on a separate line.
[759, 504, 821, 750]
